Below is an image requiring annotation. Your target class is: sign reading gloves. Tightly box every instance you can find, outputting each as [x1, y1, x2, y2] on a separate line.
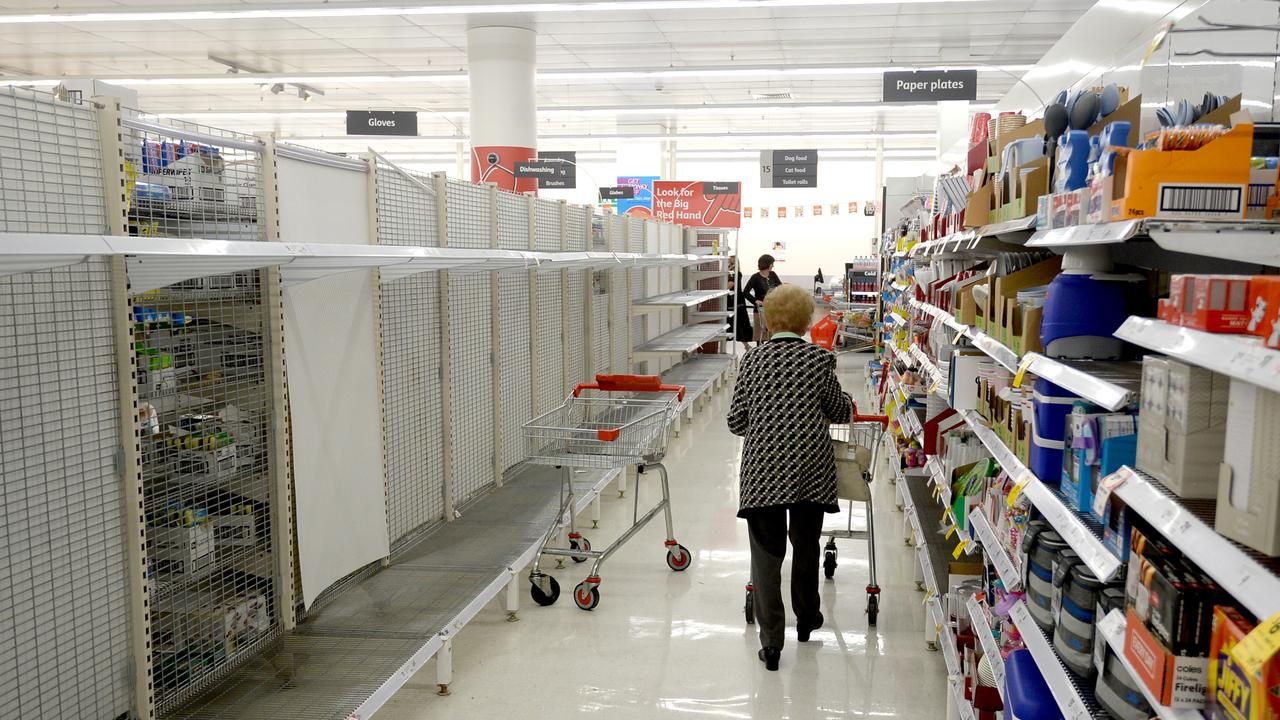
[346, 110, 419, 136]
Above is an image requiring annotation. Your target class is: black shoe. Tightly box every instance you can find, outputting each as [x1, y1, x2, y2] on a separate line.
[797, 612, 824, 642]
[758, 647, 781, 671]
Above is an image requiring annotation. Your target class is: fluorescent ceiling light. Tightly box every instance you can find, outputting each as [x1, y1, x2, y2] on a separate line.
[281, 131, 934, 143]
[7, 64, 1029, 87]
[0, 0, 985, 25]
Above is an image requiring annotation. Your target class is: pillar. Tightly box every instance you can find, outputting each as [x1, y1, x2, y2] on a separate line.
[468, 25, 538, 193]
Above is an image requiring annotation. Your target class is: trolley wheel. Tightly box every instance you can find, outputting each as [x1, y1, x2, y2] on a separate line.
[744, 588, 755, 625]
[666, 544, 692, 571]
[569, 537, 591, 563]
[823, 551, 838, 579]
[574, 582, 600, 611]
[530, 575, 560, 607]
[867, 594, 879, 626]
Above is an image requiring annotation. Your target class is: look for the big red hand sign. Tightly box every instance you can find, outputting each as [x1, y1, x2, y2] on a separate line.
[653, 181, 742, 229]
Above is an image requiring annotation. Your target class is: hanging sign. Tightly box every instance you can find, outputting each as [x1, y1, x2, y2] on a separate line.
[760, 149, 819, 188]
[515, 151, 577, 188]
[653, 181, 741, 228]
[599, 186, 636, 200]
[882, 70, 978, 103]
[346, 110, 418, 136]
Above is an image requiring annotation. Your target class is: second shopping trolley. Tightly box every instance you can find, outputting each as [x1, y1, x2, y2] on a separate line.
[522, 374, 690, 611]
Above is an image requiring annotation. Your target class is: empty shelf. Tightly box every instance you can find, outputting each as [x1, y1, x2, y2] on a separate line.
[634, 323, 729, 354]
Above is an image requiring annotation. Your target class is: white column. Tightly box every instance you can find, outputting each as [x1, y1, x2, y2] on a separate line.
[467, 25, 537, 192]
[936, 100, 970, 165]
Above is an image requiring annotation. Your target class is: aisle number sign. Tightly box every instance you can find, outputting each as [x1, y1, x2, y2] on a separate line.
[760, 150, 819, 188]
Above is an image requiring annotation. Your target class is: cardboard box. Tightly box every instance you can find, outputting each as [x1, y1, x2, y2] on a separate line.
[1185, 276, 1252, 334]
[152, 524, 216, 576]
[174, 444, 238, 484]
[1112, 122, 1253, 222]
[1208, 605, 1280, 720]
[1137, 357, 1229, 499]
[1124, 607, 1211, 709]
[1246, 276, 1280, 344]
[1216, 380, 1280, 555]
[963, 179, 994, 228]
[210, 513, 258, 547]
[987, 257, 1062, 344]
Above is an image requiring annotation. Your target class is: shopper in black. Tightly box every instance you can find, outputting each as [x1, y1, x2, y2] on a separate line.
[742, 254, 782, 342]
[730, 262, 754, 353]
[728, 284, 854, 671]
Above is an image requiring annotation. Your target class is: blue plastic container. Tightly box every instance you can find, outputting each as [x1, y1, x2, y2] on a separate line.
[1004, 649, 1065, 720]
[1029, 378, 1076, 484]
[1040, 273, 1127, 359]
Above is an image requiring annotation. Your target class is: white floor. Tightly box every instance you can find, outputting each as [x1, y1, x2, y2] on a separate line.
[377, 356, 948, 719]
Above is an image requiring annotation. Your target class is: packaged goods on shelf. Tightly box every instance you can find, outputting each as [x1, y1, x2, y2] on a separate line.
[1136, 356, 1229, 499]
[1022, 522, 1071, 632]
[1051, 560, 1120, 679]
[1095, 590, 1156, 720]
[1003, 648, 1063, 720]
[1217, 380, 1280, 555]
[1060, 406, 1137, 519]
[152, 524, 216, 576]
[1246, 276, 1280, 347]
[1208, 605, 1280, 720]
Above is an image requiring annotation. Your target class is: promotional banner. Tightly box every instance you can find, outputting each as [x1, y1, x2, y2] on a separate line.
[616, 175, 661, 218]
[471, 145, 538, 193]
[653, 181, 741, 228]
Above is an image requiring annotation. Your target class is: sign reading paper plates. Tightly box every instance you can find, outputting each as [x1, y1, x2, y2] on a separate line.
[882, 70, 977, 103]
[653, 181, 742, 228]
[760, 150, 818, 188]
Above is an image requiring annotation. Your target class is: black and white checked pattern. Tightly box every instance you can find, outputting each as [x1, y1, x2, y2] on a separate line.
[728, 338, 853, 515]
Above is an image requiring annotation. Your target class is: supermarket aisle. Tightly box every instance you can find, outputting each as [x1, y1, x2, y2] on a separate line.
[377, 354, 947, 719]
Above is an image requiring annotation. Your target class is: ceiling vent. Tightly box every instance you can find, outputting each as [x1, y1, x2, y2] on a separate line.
[751, 91, 793, 101]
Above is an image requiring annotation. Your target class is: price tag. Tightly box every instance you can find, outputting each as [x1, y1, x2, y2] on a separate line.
[952, 327, 967, 345]
[929, 377, 942, 395]
[946, 525, 958, 540]
[1007, 470, 1034, 508]
[1011, 355, 1035, 389]
[922, 590, 933, 606]
[1092, 470, 1129, 518]
[952, 539, 971, 559]
[1229, 611, 1280, 678]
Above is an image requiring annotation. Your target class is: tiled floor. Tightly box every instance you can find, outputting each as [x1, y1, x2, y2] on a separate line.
[376, 354, 948, 719]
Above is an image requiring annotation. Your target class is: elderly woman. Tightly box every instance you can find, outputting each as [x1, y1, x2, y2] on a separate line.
[727, 284, 853, 671]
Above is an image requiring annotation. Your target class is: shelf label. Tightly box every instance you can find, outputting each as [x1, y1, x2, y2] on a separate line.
[1007, 470, 1034, 508]
[1012, 355, 1035, 389]
[1230, 611, 1280, 677]
[1092, 470, 1129, 518]
[952, 538, 971, 559]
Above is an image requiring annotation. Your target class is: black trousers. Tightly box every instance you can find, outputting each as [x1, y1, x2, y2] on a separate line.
[746, 504, 825, 649]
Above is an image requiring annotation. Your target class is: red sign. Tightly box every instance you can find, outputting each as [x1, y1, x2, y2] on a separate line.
[471, 145, 539, 194]
[653, 181, 741, 228]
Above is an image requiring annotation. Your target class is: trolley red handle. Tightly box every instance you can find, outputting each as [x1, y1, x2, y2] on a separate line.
[574, 374, 686, 402]
[853, 412, 889, 429]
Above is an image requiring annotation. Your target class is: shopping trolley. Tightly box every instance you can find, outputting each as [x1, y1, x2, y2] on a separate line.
[522, 374, 691, 611]
[743, 413, 889, 627]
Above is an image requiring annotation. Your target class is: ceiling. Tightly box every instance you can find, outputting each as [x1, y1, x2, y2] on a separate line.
[0, 0, 1098, 153]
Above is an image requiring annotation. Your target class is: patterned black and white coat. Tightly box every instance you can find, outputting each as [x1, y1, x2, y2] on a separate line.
[728, 336, 854, 517]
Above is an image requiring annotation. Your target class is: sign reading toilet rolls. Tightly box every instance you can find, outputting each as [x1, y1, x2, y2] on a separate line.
[346, 111, 419, 136]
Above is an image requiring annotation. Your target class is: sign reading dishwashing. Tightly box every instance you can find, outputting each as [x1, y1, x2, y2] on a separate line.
[882, 70, 978, 103]
[345, 110, 418, 136]
[760, 149, 819, 188]
[653, 181, 741, 228]
[515, 151, 577, 188]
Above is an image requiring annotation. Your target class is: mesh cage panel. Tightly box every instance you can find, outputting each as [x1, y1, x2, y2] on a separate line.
[122, 115, 278, 714]
[591, 274, 610, 375]
[535, 273, 564, 414]
[374, 159, 446, 549]
[611, 266, 630, 374]
[565, 271, 587, 386]
[448, 273, 495, 507]
[445, 179, 490, 249]
[381, 273, 445, 551]
[0, 89, 106, 233]
[497, 192, 528, 251]
[0, 260, 131, 719]
[499, 273, 532, 470]
[534, 199, 560, 251]
[374, 163, 439, 248]
[565, 206, 588, 252]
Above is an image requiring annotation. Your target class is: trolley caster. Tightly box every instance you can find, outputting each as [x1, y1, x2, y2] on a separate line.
[744, 586, 755, 625]
[529, 575, 560, 606]
[569, 534, 591, 563]
[574, 580, 601, 611]
[437, 684, 450, 697]
[823, 539, 838, 579]
[867, 594, 879, 627]
[665, 542, 692, 571]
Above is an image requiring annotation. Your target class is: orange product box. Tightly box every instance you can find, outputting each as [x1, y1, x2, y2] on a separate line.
[1245, 276, 1280, 345]
[1125, 607, 1211, 709]
[1208, 605, 1280, 720]
[1112, 124, 1254, 222]
[1184, 275, 1253, 334]
[1165, 274, 1190, 325]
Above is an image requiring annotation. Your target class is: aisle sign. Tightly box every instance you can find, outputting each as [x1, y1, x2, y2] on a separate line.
[599, 186, 636, 200]
[346, 110, 418, 136]
[515, 151, 577, 188]
[653, 181, 742, 228]
[760, 149, 818, 188]
[883, 70, 977, 103]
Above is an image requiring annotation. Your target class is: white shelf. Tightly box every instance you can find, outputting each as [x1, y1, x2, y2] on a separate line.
[965, 595, 1007, 697]
[888, 342, 917, 369]
[968, 509, 1021, 591]
[1097, 609, 1206, 720]
[967, 328, 1019, 373]
[1110, 466, 1280, 620]
[1115, 316, 1280, 396]
[1026, 219, 1144, 248]
[1022, 354, 1139, 411]
[1007, 600, 1095, 720]
[914, 300, 970, 335]
[929, 595, 977, 720]
[887, 311, 909, 328]
[633, 323, 728, 354]
[978, 215, 1038, 239]
[962, 410, 1123, 582]
[632, 288, 730, 309]
[1148, 221, 1280, 268]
